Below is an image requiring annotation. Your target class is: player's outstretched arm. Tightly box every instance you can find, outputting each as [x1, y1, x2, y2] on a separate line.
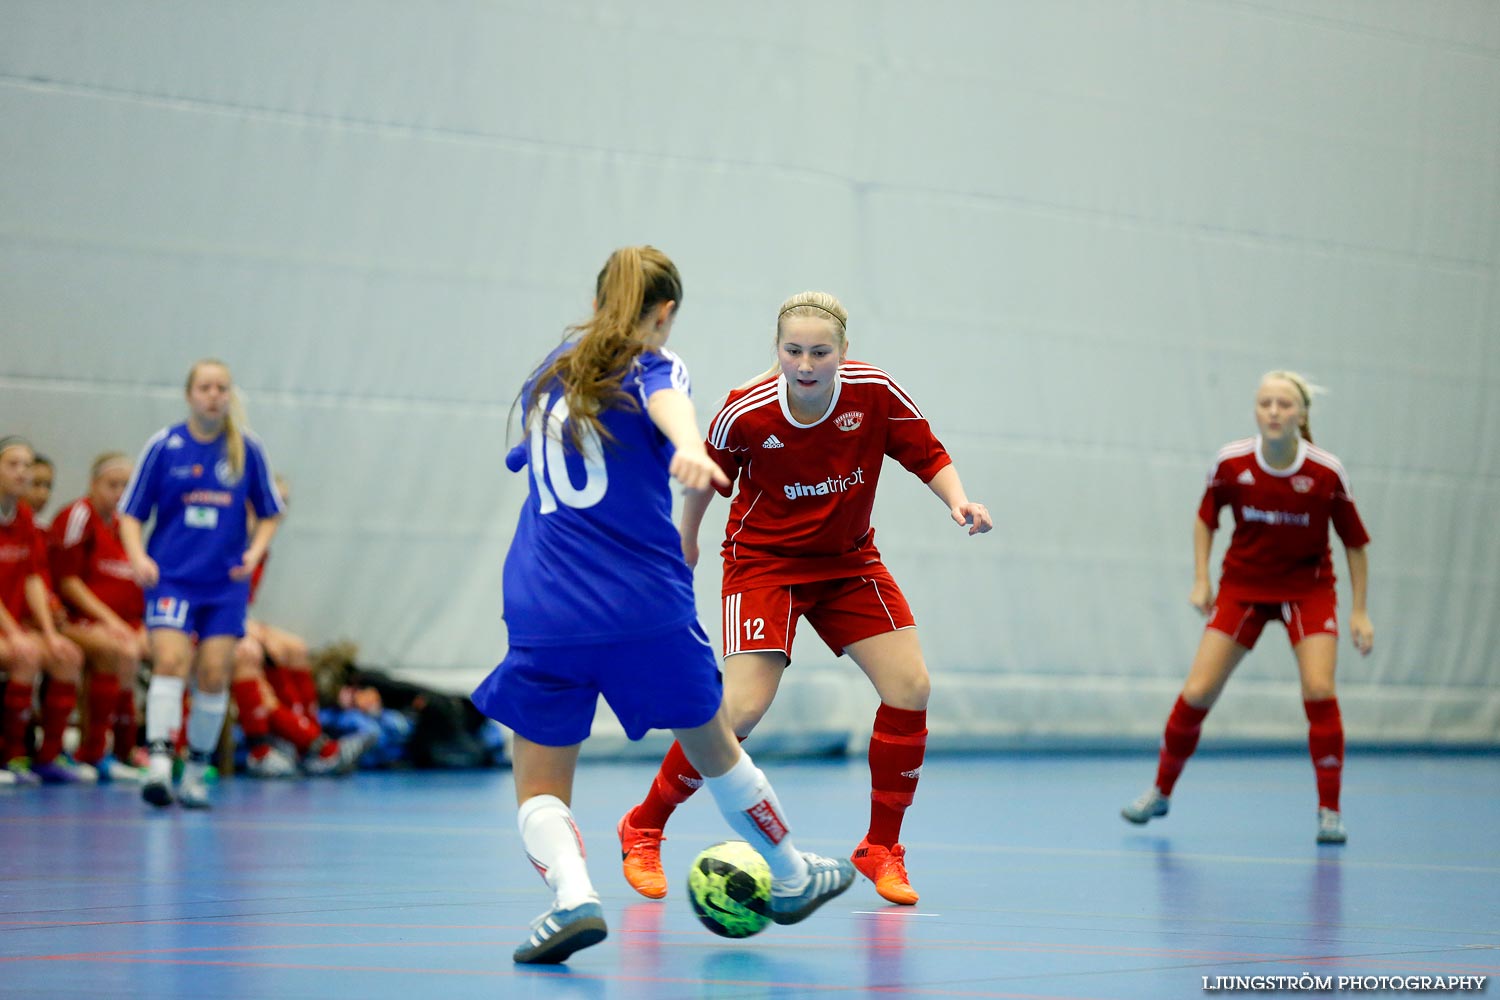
[924, 464, 991, 536]
[646, 389, 730, 493]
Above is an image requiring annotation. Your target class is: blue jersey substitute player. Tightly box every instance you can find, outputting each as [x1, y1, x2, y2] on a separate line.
[119, 359, 284, 809]
[472, 246, 855, 965]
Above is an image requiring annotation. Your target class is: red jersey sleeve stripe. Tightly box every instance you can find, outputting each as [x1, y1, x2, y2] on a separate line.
[62, 501, 91, 549]
[1306, 444, 1355, 496]
[840, 364, 925, 419]
[709, 382, 778, 450]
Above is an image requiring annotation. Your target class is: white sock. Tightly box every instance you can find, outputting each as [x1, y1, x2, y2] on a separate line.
[186, 687, 229, 759]
[145, 675, 185, 759]
[517, 794, 598, 910]
[704, 750, 809, 888]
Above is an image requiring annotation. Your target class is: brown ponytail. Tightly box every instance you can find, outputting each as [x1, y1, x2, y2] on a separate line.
[525, 246, 682, 452]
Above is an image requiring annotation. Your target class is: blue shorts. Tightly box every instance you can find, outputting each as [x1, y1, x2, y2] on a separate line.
[472, 621, 723, 747]
[144, 585, 248, 640]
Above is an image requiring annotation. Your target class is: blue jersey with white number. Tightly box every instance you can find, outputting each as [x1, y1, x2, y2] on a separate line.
[502, 345, 699, 646]
[119, 422, 284, 597]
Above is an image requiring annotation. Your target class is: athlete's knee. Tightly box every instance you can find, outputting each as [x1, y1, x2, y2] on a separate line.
[1301, 678, 1337, 702]
[232, 638, 265, 680]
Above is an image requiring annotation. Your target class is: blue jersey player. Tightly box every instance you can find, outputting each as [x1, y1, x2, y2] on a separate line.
[119, 358, 284, 809]
[472, 246, 854, 965]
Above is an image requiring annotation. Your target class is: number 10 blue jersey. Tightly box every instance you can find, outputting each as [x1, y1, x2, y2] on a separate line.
[501, 345, 700, 646]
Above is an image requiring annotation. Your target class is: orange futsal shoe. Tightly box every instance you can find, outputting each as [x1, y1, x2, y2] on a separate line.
[851, 838, 919, 905]
[618, 811, 668, 900]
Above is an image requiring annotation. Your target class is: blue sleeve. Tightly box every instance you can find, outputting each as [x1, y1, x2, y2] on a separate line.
[119, 433, 166, 521]
[635, 349, 691, 406]
[244, 439, 284, 519]
[505, 444, 527, 472]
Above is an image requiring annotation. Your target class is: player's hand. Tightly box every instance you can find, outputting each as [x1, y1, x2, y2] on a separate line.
[1349, 610, 1374, 656]
[669, 449, 730, 493]
[951, 501, 992, 536]
[1189, 579, 1214, 617]
[681, 534, 700, 569]
[229, 551, 261, 582]
[130, 554, 160, 589]
[43, 632, 75, 663]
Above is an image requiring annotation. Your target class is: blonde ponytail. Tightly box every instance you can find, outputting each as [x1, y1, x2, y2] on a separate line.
[526, 246, 682, 452]
[186, 358, 247, 478]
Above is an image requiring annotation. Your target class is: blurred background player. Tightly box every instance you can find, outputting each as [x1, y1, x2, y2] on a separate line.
[23, 453, 55, 528]
[48, 452, 151, 782]
[618, 291, 992, 907]
[0, 436, 89, 785]
[472, 247, 854, 964]
[230, 474, 372, 777]
[1120, 371, 1373, 844]
[119, 359, 284, 808]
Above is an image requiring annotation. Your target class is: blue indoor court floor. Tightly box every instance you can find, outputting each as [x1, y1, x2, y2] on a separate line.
[2, 751, 1496, 999]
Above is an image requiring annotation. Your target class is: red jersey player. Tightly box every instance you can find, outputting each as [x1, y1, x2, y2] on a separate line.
[618, 291, 993, 906]
[1121, 371, 1373, 844]
[49, 452, 151, 782]
[0, 436, 87, 785]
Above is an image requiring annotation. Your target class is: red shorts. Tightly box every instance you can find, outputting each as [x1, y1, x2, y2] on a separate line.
[721, 565, 915, 662]
[1207, 592, 1339, 649]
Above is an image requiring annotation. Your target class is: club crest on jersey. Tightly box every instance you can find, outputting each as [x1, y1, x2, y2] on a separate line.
[1291, 475, 1314, 493]
[214, 458, 242, 486]
[1236, 469, 1255, 485]
[834, 411, 864, 432]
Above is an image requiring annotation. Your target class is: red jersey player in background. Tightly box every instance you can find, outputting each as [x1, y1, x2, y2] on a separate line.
[0, 436, 88, 785]
[49, 452, 151, 782]
[23, 453, 55, 528]
[1121, 371, 1373, 844]
[618, 290, 993, 906]
[230, 474, 372, 777]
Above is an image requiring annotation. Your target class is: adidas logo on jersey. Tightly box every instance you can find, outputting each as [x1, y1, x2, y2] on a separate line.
[166, 434, 185, 449]
[1237, 469, 1255, 485]
[762, 435, 784, 449]
[1324, 618, 1337, 630]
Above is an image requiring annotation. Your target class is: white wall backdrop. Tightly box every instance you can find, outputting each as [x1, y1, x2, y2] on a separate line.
[3, 0, 1496, 749]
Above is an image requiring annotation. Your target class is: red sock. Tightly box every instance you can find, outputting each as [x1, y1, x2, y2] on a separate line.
[38, 680, 78, 765]
[290, 669, 320, 718]
[112, 688, 137, 758]
[269, 705, 320, 754]
[1154, 695, 1210, 796]
[1304, 698, 1343, 811]
[867, 704, 927, 847]
[175, 690, 191, 756]
[3, 680, 34, 762]
[77, 674, 119, 765]
[631, 740, 706, 829]
[231, 679, 272, 747]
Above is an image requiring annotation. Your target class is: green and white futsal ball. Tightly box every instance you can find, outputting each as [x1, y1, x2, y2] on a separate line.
[687, 840, 772, 938]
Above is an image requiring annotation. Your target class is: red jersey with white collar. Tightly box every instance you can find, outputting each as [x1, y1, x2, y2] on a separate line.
[1198, 437, 1370, 602]
[48, 497, 146, 625]
[706, 362, 952, 593]
[0, 502, 49, 620]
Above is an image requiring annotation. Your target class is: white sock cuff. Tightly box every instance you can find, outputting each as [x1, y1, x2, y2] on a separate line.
[191, 688, 228, 713]
[149, 675, 186, 699]
[517, 793, 569, 834]
[704, 749, 758, 798]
